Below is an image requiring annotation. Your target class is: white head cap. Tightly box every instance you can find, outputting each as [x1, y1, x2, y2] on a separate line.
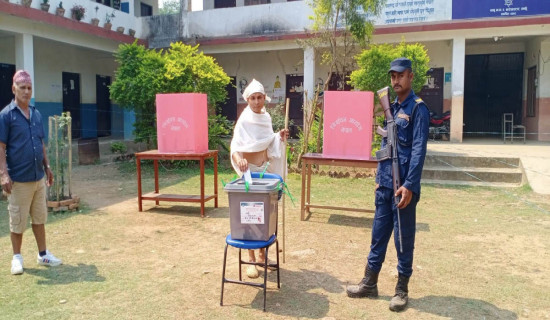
[242, 79, 271, 103]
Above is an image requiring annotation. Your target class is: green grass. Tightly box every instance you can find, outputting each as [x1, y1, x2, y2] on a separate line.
[0, 162, 548, 319]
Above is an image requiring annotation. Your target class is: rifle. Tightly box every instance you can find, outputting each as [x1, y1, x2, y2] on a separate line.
[375, 86, 403, 253]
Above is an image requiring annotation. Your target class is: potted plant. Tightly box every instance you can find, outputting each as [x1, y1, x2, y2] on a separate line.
[116, 26, 125, 34]
[70, 4, 85, 21]
[129, 28, 136, 37]
[55, 1, 64, 17]
[21, 0, 32, 8]
[40, 0, 50, 12]
[90, 6, 99, 26]
[104, 11, 115, 30]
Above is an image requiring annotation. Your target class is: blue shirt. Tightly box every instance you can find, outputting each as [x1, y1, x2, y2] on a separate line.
[375, 90, 429, 196]
[0, 100, 46, 183]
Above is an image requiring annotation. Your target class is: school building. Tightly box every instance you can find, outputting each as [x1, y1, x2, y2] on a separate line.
[2, 0, 550, 142]
[150, 0, 549, 142]
[0, 0, 160, 140]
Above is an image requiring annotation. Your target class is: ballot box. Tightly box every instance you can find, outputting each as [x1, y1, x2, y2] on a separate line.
[156, 93, 208, 153]
[323, 91, 374, 159]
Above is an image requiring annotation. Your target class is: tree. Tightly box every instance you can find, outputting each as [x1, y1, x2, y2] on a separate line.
[350, 41, 430, 154]
[350, 42, 430, 99]
[294, 0, 385, 166]
[110, 41, 231, 149]
[159, 0, 181, 15]
[306, 0, 384, 92]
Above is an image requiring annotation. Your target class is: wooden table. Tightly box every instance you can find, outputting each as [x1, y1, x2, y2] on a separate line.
[135, 150, 218, 217]
[301, 153, 378, 221]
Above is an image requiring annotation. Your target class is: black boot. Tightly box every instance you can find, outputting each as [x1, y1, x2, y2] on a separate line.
[389, 274, 409, 311]
[346, 265, 379, 298]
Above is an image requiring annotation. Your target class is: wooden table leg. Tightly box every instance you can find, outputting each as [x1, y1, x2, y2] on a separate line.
[154, 159, 159, 205]
[214, 154, 218, 208]
[306, 160, 312, 214]
[137, 156, 142, 212]
[200, 156, 205, 217]
[301, 161, 306, 221]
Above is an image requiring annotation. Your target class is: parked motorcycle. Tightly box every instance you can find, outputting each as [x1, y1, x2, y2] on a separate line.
[429, 110, 450, 140]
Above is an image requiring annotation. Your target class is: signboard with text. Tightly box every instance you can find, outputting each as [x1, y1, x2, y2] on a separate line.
[453, 0, 550, 19]
[367, 0, 452, 25]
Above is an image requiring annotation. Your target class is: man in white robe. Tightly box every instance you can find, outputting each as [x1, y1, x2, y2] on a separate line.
[230, 79, 288, 278]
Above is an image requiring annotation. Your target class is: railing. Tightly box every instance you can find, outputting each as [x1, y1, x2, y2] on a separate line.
[4, 0, 140, 37]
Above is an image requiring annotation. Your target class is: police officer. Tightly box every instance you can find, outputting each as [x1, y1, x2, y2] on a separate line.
[346, 58, 429, 312]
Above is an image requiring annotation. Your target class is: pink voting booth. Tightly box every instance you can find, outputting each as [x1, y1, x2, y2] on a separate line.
[156, 93, 208, 153]
[323, 91, 374, 159]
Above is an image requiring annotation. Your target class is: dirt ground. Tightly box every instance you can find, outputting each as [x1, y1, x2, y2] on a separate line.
[1, 161, 549, 319]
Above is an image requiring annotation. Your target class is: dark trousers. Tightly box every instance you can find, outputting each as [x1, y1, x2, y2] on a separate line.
[367, 187, 418, 277]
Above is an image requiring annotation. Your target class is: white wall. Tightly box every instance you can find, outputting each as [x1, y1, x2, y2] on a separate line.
[0, 36, 15, 64]
[466, 41, 525, 55]
[424, 40, 452, 100]
[538, 40, 550, 98]
[187, 1, 311, 38]
[213, 49, 303, 104]
[33, 38, 117, 104]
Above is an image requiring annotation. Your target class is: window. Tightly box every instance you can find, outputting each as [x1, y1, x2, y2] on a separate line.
[245, 0, 271, 5]
[215, 0, 236, 8]
[141, 2, 153, 16]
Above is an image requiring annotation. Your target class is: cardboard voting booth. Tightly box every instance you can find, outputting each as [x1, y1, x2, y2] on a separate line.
[323, 91, 374, 159]
[156, 93, 208, 153]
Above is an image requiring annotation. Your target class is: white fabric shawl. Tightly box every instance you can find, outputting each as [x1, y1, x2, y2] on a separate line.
[230, 106, 285, 177]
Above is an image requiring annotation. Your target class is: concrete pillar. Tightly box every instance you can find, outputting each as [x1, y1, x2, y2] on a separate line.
[450, 37, 465, 143]
[303, 46, 315, 104]
[15, 33, 35, 102]
[128, 0, 135, 16]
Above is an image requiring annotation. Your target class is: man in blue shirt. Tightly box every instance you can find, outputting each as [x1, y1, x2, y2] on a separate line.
[346, 58, 429, 311]
[0, 70, 62, 275]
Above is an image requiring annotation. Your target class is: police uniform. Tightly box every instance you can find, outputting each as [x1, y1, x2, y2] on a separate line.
[346, 57, 430, 312]
[369, 90, 429, 277]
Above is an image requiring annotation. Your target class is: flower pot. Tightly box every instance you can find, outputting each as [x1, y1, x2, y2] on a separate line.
[56, 7, 65, 17]
[116, 26, 125, 34]
[104, 22, 112, 30]
[40, 3, 50, 11]
[129, 28, 136, 37]
[72, 13, 81, 21]
[91, 18, 99, 26]
[21, 0, 32, 7]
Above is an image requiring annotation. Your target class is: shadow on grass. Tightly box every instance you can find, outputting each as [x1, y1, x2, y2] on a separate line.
[310, 213, 431, 232]
[144, 204, 228, 219]
[224, 268, 343, 318]
[412, 295, 518, 319]
[24, 263, 106, 285]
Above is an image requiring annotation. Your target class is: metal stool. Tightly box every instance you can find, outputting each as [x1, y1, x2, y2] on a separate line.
[220, 234, 280, 311]
[220, 172, 283, 311]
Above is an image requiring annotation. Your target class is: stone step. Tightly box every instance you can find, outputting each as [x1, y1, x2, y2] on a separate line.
[424, 154, 520, 169]
[422, 166, 523, 183]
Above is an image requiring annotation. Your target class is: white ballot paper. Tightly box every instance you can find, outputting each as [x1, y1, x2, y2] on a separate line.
[243, 169, 253, 185]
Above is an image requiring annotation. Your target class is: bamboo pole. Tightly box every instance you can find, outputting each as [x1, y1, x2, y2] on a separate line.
[54, 116, 60, 202]
[283, 98, 290, 263]
[48, 116, 53, 201]
[67, 112, 72, 198]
